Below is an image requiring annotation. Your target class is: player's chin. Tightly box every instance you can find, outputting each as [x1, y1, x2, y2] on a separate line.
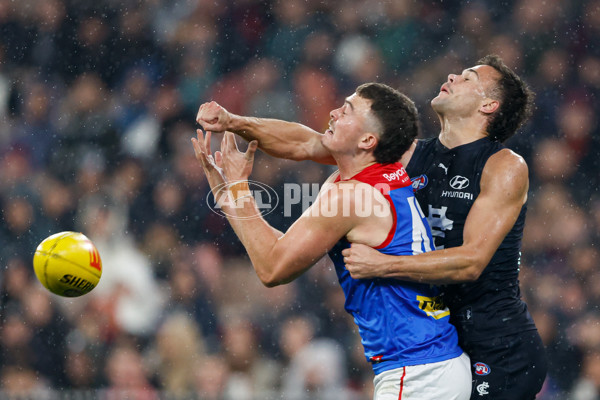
[430, 97, 446, 111]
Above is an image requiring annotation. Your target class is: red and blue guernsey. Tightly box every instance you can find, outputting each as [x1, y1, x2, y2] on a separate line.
[328, 162, 463, 375]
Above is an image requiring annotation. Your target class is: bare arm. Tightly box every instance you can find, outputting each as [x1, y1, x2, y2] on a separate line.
[196, 101, 335, 164]
[193, 131, 356, 287]
[230, 182, 355, 287]
[343, 149, 528, 284]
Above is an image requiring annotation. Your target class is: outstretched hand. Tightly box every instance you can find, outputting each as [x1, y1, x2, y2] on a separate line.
[342, 243, 388, 279]
[191, 129, 226, 191]
[219, 131, 258, 183]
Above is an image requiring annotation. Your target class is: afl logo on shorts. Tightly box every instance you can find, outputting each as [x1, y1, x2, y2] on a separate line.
[411, 175, 428, 192]
[474, 362, 491, 376]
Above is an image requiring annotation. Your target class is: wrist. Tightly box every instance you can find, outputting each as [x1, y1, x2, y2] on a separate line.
[228, 180, 251, 201]
[382, 254, 400, 279]
[228, 113, 246, 133]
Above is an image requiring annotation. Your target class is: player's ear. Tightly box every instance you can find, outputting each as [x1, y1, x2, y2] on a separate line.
[359, 133, 378, 151]
[480, 99, 499, 114]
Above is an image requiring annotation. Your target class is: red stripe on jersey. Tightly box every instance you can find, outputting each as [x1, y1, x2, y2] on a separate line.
[374, 193, 396, 249]
[398, 367, 406, 399]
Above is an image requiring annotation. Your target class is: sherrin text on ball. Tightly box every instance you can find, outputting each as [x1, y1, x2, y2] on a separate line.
[33, 231, 102, 297]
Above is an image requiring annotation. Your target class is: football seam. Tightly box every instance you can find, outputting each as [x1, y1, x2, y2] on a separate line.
[43, 232, 73, 293]
[48, 252, 102, 280]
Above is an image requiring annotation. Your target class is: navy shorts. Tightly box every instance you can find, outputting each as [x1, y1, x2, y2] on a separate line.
[462, 330, 548, 400]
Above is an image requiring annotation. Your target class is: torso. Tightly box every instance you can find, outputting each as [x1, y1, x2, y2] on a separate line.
[406, 137, 536, 342]
[328, 162, 463, 374]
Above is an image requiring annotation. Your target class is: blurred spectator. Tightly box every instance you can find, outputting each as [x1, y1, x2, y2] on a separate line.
[0, 1, 598, 398]
[103, 342, 158, 400]
[76, 194, 165, 337]
[571, 348, 600, 399]
[220, 315, 281, 399]
[193, 353, 231, 399]
[150, 312, 205, 395]
[279, 314, 354, 399]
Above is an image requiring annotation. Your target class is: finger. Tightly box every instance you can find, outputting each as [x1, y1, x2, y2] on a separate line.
[341, 248, 351, 257]
[231, 131, 241, 152]
[204, 130, 213, 157]
[196, 103, 204, 124]
[191, 138, 201, 159]
[214, 151, 223, 168]
[197, 102, 218, 122]
[221, 132, 229, 157]
[245, 140, 258, 161]
[195, 129, 208, 154]
[191, 138, 210, 167]
[225, 131, 237, 153]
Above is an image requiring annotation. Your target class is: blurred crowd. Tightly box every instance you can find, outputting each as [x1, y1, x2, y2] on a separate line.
[0, 0, 599, 399]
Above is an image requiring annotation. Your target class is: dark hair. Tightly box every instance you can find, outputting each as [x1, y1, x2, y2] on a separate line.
[356, 83, 419, 164]
[478, 54, 535, 142]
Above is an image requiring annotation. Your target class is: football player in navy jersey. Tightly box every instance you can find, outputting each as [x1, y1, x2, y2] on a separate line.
[195, 55, 547, 400]
[193, 83, 471, 399]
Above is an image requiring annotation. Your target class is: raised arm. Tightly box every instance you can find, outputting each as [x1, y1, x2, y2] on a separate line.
[196, 101, 335, 165]
[343, 149, 528, 284]
[193, 131, 356, 287]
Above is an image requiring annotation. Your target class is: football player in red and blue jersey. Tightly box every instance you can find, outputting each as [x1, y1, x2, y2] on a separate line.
[195, 55, 547, 400]
[193, 83, 471, 399]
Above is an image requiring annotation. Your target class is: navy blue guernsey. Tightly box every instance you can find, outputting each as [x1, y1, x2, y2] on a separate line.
[327, 162, 463, 375]
[406, 137, 537, 343]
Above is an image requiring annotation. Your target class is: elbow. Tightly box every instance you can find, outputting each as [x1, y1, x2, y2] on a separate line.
[260, 277, 281, 288]
[462, 266, 483, 282]
[256, 271, 280, 288]
[255, 265, 283, 288]
[461, 257, 487, 282]
[254, 257, 301, 287]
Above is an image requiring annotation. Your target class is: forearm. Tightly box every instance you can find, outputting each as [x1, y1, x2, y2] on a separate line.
[378, 247, 486, 285]
[228, 115, 334, 164]
[222, 182, 287, 285]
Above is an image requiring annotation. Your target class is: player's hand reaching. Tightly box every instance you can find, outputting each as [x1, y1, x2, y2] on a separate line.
[219, 131, 258, 183]
[196, 101, 233, 133]
[192, 129, 222, 172]
[191, 129, 227, 198]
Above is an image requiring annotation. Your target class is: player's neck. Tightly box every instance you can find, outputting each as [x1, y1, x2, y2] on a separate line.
[438, 114, 488, 149]
[335, 155, 377, 180]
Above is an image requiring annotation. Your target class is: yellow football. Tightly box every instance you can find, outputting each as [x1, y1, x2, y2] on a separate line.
[33, 231, 102, 297]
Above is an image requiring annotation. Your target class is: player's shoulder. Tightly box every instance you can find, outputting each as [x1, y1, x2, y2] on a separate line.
[486, 147, 528, 175]
[324, 170, 340, 184]
[321, 179, 383, 206]
[326, 179, 373, 194]
[482, 147, 529, 191]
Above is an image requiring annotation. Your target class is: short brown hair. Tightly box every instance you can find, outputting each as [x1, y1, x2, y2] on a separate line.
[356, 83, 419, 164]
[479, 54, 535, 142]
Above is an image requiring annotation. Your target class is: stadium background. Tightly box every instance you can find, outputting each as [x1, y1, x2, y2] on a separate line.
[0, 0, 599, 398]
